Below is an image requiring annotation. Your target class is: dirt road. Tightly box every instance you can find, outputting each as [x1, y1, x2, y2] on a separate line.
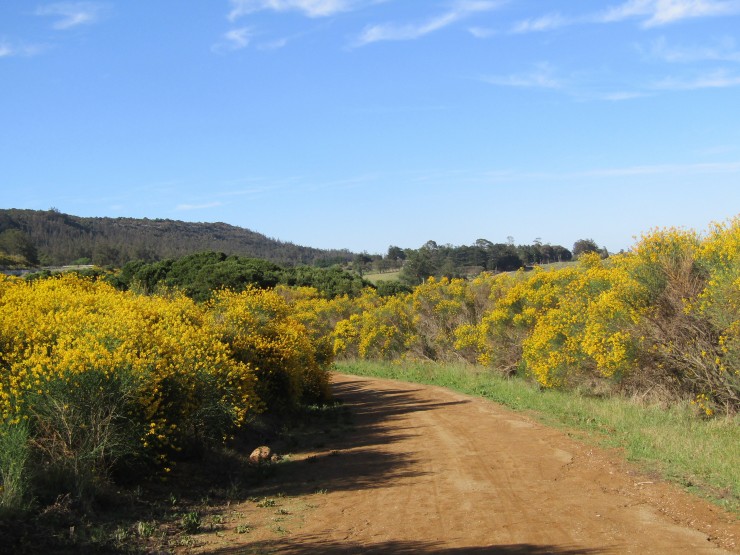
[207, 373, 739, 554]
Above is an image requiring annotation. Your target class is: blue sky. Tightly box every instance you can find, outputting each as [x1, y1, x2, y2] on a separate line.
[2, 1, 740, 254]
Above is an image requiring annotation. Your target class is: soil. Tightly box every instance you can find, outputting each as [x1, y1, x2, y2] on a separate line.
[188, 373, 740, 554]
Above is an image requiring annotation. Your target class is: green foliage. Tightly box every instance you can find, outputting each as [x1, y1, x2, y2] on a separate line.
[114, 252, 370, 301]
[0, 420, 31, 513]
[180, 511, 201, 534]
[376, 280, 413, 297]
[26, 368, 141, 502]
[573, 238, 602, 258]
[281, 265, 370, 298]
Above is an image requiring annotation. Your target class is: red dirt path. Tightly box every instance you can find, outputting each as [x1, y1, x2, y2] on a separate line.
[202, 373, 739, 554]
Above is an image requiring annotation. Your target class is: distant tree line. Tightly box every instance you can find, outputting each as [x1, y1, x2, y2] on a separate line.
[352, 238, 587, 286]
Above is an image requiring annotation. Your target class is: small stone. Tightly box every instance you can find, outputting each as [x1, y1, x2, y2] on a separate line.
[249, 445, 272, 465]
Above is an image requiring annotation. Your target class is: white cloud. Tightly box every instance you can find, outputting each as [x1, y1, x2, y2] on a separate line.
[512, 0, 740, 34]
[601, 90, 651, 100]
[0, 41, 45, 58]
[652, 69, 740, 89]
[258, 37, 290, 50]
[227, 27, 253, 49]
[480, 162, 740, 183]
[574, 161, 740, 177]
[35, 2, 107, 30]
[228, 0, 353, 19]
[644, 36, 740, 62]
[212, 27, 254, 53]
[354, 1, 502, 46]
[468, 26, 496, 38]
[599, 0, 740, 27]
[511, 13, 570, 33]
[481, 64, 561, 89]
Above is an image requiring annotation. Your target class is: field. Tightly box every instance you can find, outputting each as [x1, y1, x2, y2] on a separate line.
[362, 270, 401, 283]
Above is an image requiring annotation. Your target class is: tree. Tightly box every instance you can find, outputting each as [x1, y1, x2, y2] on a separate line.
[0, 229, 39, 265]
[552, 245, 573, 262]
[572, 239, 600, 258]
[352, 253, 372, 277]
[386, 245, 406, 263]
[400, 249, 436, 285]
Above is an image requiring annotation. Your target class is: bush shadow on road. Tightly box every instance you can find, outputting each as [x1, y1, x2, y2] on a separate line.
[248, 377, 472, 498]
[207, 538, 605, 554]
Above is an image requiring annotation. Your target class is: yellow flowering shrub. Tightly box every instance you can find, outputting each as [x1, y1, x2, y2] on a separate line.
[0, 274, 261, 485]
[455, 269, 571, 373]
[277, 285, 359, 365]
[209, 286, 333, 409]
[409, 277, 477, 361]
[522, 254, 642, 387]
[630, 220, 740, 412]
[331, 289, 416, 361]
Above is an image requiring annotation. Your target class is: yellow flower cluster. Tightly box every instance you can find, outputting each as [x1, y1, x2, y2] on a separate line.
[209, 286, 332, 408]
[0, 274, 332, 469]
[330, 289, 415, 360]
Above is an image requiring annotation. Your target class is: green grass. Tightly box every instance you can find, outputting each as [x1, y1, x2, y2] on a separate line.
[335, 360, 740, 513]
[362, 270, 401, 283]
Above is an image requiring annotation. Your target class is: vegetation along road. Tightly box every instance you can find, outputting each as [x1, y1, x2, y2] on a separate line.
[199, 373, 739, 554]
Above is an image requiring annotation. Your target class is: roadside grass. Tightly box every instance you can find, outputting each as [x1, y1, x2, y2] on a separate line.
[336, 360, 740, 514]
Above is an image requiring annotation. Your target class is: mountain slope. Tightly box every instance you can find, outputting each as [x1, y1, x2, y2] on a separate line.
[0, 209, 353, 267]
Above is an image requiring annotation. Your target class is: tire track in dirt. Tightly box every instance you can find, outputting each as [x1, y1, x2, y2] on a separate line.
[208, 373, 739, 554]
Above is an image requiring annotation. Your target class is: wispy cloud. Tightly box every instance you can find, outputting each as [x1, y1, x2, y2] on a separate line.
[511, 0, 740, 34]
[573, 161, 740, 178]
[258, 37, 290, 50]
[481, 63, 561, 89]
[35, 2, 107, 30]
[175, 201, 224, 211]
[601, 90, 651, 101]
[643, 36, 740, 63]
[228, 0, 355, 20]
[354, 1, 503, 46]
[599, 0, 740, 27]
[651, 69, 740, 89]
[0, 41, 45, 58]
[511, 13, 570, 34]
[480, 161, 740, 183]
[467, 26, 496, 38]
[696, 144, 740, 156]
[212, 27, 254, 52]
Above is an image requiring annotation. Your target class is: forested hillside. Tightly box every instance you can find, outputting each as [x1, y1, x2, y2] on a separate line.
[1, 208, 589, 283]
[0, 208, 354, 267]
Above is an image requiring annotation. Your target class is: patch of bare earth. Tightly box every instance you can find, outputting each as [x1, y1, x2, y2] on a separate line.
[186, 373, 739, 554]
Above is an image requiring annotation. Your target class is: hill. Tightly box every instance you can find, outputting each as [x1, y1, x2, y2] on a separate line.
[0, 208, 354, 267]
